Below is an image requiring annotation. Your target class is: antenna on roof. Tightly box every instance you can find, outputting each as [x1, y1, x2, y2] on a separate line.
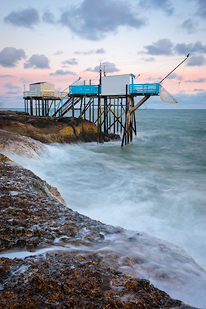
[159, 54, 190, 84]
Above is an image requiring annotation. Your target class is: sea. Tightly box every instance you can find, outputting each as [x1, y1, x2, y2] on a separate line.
[1, 108, 206, 308]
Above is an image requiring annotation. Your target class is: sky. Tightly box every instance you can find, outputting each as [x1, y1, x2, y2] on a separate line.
[0, 0, 206, 109]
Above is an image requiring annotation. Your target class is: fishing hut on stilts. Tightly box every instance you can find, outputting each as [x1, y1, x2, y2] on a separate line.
[23, 55, 190, 146]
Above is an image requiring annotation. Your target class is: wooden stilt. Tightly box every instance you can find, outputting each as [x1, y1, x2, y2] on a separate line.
[97, 86, 101, 142]
[42, 98, 44, 116]
[117, 98, 119, 133]
[109, 98, 111, 129]
[120, 98, 123, 134]
[84, 97, 86, 119]
[92, 98, 94, 123]
[89, 97, 91, 121]
[30, 99, 33, 116]
[104, 97, 107, 134]
[72, 97, 74, 118]
[113, 98, 116, 134]
[80, 97, 83, 118]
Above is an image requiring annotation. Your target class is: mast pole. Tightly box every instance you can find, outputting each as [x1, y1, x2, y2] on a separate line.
[99, 63, 102, 86]
[159, 54, 190, 84]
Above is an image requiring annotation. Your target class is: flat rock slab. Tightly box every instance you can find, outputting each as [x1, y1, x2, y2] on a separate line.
[0, 110, 120, 143]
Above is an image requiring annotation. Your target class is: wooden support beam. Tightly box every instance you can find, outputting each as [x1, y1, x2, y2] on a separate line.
[30, 99, 33, 116]
[49, 100, 54, 112]
[72, 97, 74, 118]
[38, 100, 40, 116]
[121, 95, 151, 147]
[97, 85, 101, 143]
[104, 97, 108, 134]
[132, 97, 137, 135]
[89, 97, 91, 121]
[84, 97, 86, 119]
[129, 95, 150, 114]
[109, 98, 111, 128]
[80, 97, 83, 118]
[107, 107, 125, 131]
[42, 98, 44, 116]
[92, 98, 94, 123]
[120, 98, 123, 134]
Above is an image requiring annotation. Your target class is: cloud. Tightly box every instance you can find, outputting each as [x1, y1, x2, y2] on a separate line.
[166, 73, 183, 80]
[138, 0, 174, 15]
[143, 39, 173, 55]
[0, 47, 26, 68]
[62, 58, 78, 66]
[59, 0, 145, 40]
[185, 78, 205, 82]
[42, 11, 55, 24]
[174, 41, 206, 55]
[19, 78, 32, 83]
[4, 8, 40, 29]
[85, 62, 119, 73]
[24, 54, 50, 69]
[0, 74, 14, 78]
[75, 48, 106, 55]
[196, 0, 206, 18]
[3, 83, 21, 95]
[143, 40, 206, 58]
[175, 90, 206, 108]
[179, 18, 198, 34]
[53, 51, 64, 56]
[49, 70, 77, 76]
[146, 76, 162, 81]
[194, 88, 204, 91]
[96, 48, 106, 54]
[187, 55, 206, 66]
[144, 57, 155, 62]
[3, 83, 20, 90]
[102, 62, 119, 73]
[6, 90, 20, 95]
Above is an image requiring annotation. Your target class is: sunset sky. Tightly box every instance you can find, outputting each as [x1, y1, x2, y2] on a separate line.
[0, 0, 206, 108]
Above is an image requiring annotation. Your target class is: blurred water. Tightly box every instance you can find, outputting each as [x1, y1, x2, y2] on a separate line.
[4, 109, 206, 307]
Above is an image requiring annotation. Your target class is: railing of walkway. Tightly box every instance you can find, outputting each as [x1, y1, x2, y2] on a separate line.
[129, 83, 159, 95]
[69, 85, 100, 95]
[23, 91, 68, 98]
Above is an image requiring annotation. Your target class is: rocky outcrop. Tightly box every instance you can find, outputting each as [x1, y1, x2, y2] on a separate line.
[0, 110, 120, 144]
[0, 129, 46, 158]
[0, 153, 196, 308]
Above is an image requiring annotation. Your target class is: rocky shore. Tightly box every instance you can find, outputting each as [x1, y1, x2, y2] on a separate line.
[0, 110, 120, 144]
[0, 112, 197, 308]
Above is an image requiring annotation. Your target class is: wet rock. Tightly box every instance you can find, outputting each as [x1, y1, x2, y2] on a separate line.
[0, 253, 196, 309]
[0, 153, 198, 308]
[0, 129, 46, 158]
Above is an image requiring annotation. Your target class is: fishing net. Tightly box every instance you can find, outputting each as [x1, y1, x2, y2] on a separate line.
[159, 84, 178, 103]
